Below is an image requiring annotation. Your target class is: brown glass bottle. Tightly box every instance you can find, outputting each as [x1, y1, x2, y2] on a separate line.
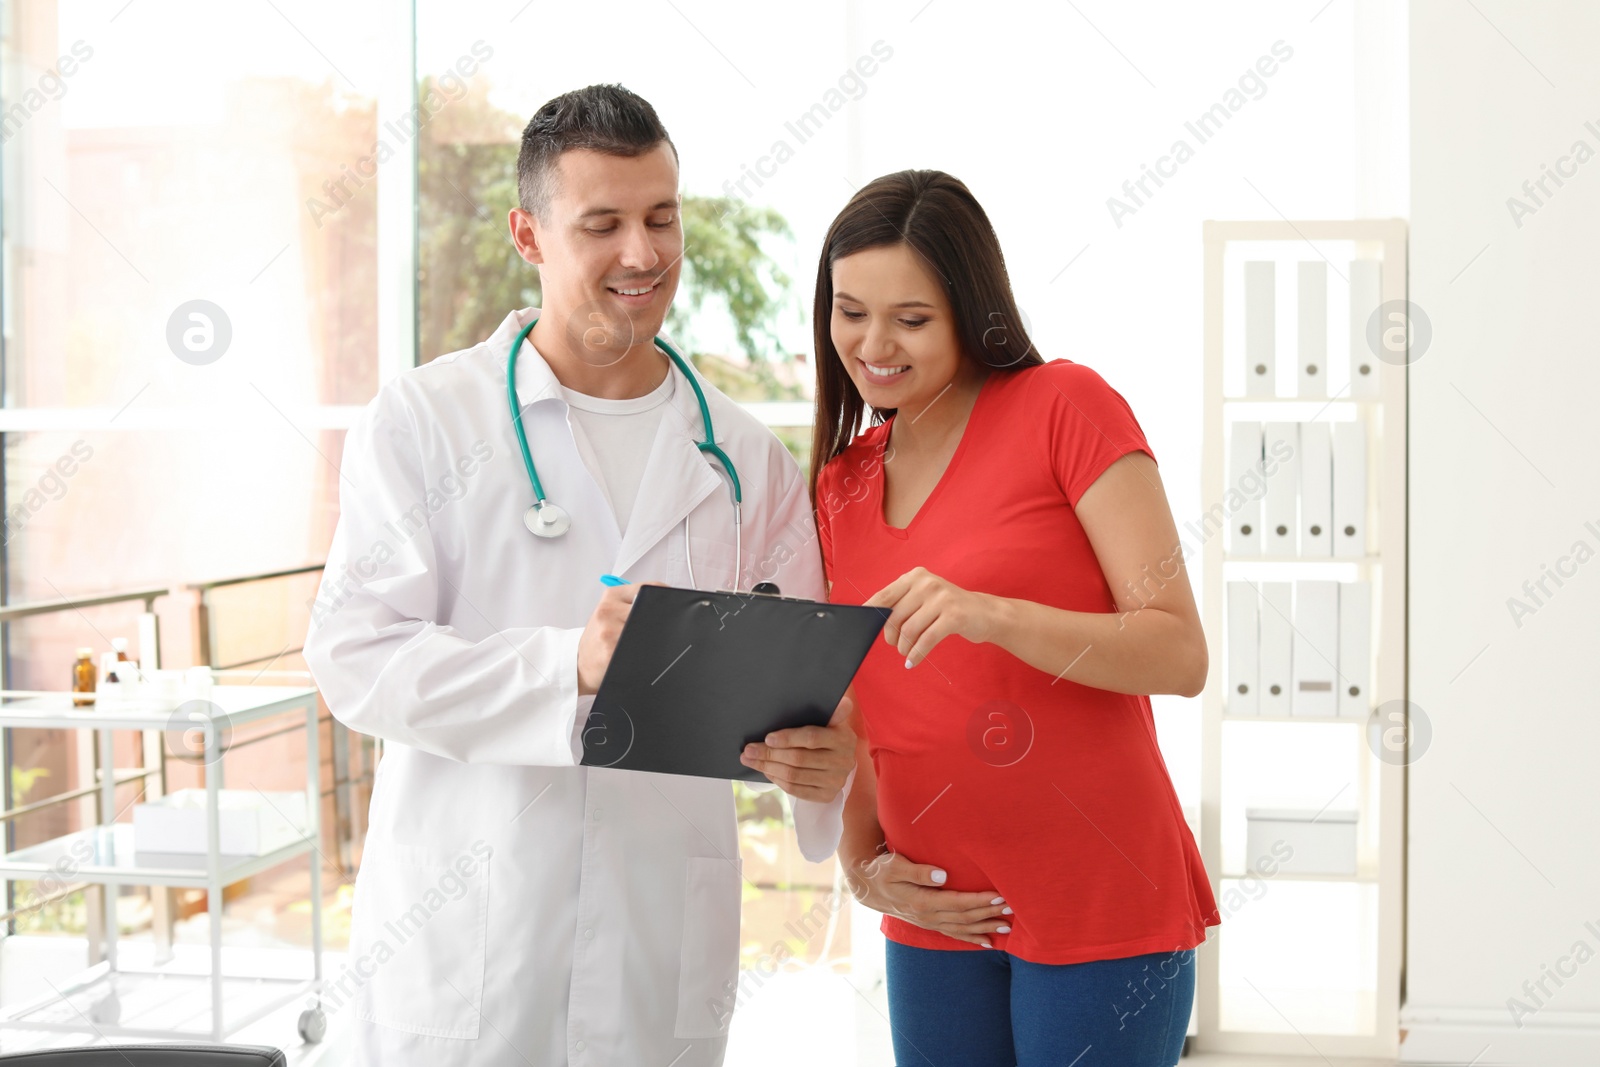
[72, 647, 96, 707]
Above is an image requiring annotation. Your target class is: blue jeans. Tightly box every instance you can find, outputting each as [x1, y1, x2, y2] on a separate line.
[884, 940, 1194, 1067]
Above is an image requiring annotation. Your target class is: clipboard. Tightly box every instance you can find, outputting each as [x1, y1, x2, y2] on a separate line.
[579, 585, 888, 781]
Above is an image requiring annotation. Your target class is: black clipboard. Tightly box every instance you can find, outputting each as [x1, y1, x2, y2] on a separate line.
[579, 585, 888, 781]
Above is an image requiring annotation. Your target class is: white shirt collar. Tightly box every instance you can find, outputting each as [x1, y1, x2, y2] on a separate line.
[493, 306, 726, 444]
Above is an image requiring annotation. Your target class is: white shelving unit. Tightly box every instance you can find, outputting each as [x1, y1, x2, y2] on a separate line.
[0, 682, 327, 1044]
[1195, 220, 1407, 1058]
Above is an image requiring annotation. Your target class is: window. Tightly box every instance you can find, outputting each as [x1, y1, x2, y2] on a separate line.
[1, 0, 381, 939]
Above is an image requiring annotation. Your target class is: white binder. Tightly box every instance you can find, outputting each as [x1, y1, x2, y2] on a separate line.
[1338, 580, 1372, 719]
[1244, 261, 1275, 396]
[1298, 261, 1327, 398]
[1292, 579, 1339, 717]
[1262, 422, 1299, 556]
[1348, 259, 1381, 398]
[1227, 421, 1263, 555]
[1258, 581, 1294, 716]
[1298, 421, 1332, 557]
[1331, 420, 1367, 558]
[1226, 581, 1260, 716]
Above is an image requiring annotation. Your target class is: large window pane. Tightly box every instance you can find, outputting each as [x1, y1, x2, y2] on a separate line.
[415, 1, 819, 431]
[4, 0, 381, 409]
[0, 0, 380, 947]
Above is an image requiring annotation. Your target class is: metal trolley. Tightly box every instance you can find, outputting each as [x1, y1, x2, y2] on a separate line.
[0, 682, 327, 1045]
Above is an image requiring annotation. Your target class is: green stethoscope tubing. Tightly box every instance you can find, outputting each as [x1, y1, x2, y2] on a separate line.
[507, 317, 743, 583]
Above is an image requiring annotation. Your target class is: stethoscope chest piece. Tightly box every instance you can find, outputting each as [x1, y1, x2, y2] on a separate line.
[507, 317, 740, 576]
[524, 501, 571, 538]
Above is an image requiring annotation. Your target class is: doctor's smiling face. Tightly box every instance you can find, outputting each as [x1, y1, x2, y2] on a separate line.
[518, 144, 682, 358]
[509, 85, 683, 383]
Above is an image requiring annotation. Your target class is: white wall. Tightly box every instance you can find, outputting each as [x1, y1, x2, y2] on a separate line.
[1404, 1, 1600, 1062]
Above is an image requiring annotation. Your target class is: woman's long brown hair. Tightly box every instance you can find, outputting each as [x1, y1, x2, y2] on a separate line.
[808, 169, 1045, 504]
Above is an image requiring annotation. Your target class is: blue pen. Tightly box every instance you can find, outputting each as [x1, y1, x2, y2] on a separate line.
[599, 574, 630, 587]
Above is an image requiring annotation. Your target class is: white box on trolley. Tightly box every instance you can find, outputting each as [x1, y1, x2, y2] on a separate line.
[132, 789, 308, 856]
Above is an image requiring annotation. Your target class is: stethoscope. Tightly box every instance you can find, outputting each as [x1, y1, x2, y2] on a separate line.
[507, 317, 743, 590]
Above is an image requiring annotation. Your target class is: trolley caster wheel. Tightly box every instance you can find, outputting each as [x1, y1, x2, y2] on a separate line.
[298, 1008, 327, 1044]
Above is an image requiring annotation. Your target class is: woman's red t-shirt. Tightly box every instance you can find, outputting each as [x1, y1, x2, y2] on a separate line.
[815, 359, 1220, 964]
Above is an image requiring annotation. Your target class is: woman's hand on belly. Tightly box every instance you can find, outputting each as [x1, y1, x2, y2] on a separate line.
[843, 849, 1012, 948]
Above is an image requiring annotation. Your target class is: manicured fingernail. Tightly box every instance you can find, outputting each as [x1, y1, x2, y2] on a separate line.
[904, 658, 914, 669]
[931, 869, 947, 884]
[1002, 907, 1013, 915]
[996, 925, 1011, 934]
[981, 940, 994, 949]
[990, 897, 1005, 905]
[765, 734, 777, 744]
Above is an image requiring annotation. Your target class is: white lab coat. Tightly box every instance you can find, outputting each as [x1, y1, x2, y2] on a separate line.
[302, 307, 845, 1066]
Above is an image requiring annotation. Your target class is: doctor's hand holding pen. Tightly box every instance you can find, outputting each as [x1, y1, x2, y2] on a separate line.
[577, 581, 641, 696]
[576, 579, 859, 803]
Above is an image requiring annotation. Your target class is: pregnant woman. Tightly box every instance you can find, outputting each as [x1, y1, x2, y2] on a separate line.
[811, 170, 1219, 1067]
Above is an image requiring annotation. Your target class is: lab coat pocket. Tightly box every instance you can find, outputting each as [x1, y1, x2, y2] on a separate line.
[351, 841, 492, 1040]
[673, 855, 742, 1038]
[677, 532, 741, 592]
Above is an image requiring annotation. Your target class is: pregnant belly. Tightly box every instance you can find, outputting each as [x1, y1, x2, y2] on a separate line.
[872, 754, 1040, 892]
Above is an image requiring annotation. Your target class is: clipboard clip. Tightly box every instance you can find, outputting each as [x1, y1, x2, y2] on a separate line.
[711, 582, 824, 609]
[713, 581, 792, 599]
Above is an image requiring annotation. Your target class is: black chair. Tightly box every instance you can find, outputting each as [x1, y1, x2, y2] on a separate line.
[0, 1047, 285, 1066]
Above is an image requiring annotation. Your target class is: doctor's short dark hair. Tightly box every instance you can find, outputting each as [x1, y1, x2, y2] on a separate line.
[517, 84, 678, 220]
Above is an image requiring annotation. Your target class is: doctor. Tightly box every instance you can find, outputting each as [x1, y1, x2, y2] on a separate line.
[303, 83, 855, 1066]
